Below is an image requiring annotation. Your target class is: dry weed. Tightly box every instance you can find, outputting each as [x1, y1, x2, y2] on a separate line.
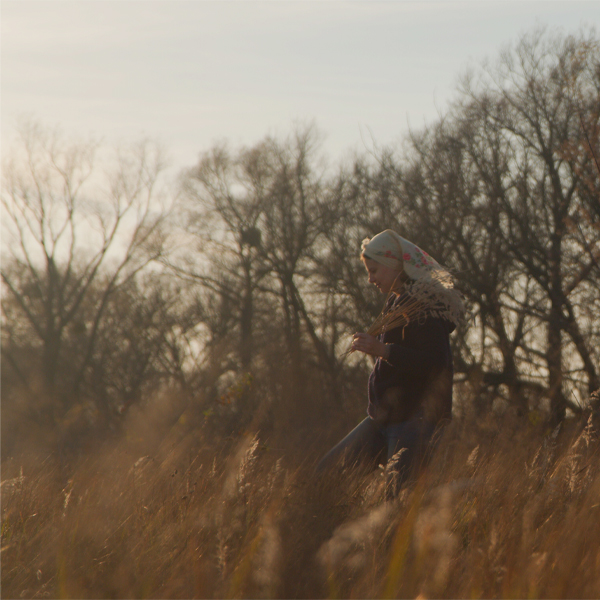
[2, 398, 600, 599]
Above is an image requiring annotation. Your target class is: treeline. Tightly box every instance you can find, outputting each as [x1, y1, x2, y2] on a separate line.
[2, 28, 599, 456]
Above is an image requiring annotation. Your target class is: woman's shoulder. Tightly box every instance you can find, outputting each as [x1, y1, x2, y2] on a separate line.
[384, 314, 453, 344]
[389, 288, 457, 334]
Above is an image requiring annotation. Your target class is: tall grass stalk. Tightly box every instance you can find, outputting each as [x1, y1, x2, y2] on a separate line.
[2, 390, 600, 598]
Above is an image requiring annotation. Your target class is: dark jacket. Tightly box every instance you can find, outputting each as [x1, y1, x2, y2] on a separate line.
[367, 294, 454, 425]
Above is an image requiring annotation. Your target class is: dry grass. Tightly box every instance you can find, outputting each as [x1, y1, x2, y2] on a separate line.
[366, 277, 466, 339]
[2, 392, 600, 599]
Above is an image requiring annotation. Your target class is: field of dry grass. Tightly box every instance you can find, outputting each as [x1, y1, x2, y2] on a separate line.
[2, 388, 600, 599]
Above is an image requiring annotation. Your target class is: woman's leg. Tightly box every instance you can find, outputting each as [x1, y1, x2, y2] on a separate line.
[316, 417, 386, 474]
[384, 419, 436, 497]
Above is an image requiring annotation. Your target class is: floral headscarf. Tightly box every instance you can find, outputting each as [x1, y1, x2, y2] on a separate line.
[361, 229, 466, 329]
[361, 229, 446, 282]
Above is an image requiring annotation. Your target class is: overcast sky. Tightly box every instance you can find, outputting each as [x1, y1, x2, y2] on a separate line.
[2, 1, 599, 174]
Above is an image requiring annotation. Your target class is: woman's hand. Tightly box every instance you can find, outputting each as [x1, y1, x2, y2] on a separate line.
[351, 333, 391, 359]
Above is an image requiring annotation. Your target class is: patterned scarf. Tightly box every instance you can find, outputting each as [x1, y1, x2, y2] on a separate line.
[361, 229, 448, 283]
[361, 230, 466, 331]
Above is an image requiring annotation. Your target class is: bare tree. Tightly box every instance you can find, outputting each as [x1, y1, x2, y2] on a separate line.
[177, 125, 341, 389]
[82, 273, 203, 419]
[1, 121, 171, 420]
[463, 29, 600, 420]
[176, 141, 271, 373]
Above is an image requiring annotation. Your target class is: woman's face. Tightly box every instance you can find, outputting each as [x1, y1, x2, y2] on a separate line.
[363, 257, 403, 294]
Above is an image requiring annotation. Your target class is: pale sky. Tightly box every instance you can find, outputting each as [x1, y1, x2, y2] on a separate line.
[2, 1, 599, 175]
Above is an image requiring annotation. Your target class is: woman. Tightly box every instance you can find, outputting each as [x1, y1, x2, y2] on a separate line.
[317, 230, 464, 496]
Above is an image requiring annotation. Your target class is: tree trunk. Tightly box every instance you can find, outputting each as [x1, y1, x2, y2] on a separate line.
[240, 281, 253, 370]
[547, 228, 566, 423]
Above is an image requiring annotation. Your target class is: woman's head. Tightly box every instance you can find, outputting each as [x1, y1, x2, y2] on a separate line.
[361, 229, 466, 326]
[361, 230, 404, 272]
[361, 230, 406, 295]
[361, 230, 446, 286]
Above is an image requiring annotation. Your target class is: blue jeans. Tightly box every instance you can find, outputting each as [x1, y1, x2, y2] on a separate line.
[316, 414, 438, 496]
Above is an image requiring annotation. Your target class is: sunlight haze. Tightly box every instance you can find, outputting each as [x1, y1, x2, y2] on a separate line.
[2, 1, 599, 172]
